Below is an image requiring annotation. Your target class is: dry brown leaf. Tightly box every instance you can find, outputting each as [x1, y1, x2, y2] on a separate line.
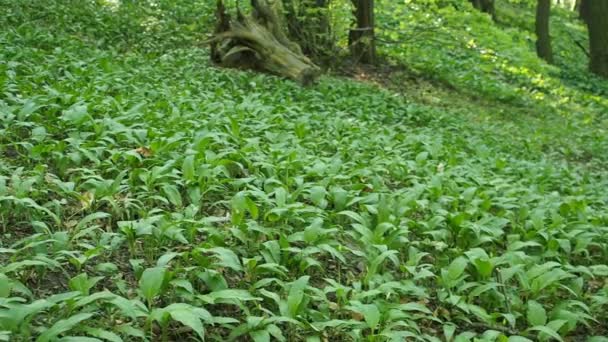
[134, 146, 153, 158]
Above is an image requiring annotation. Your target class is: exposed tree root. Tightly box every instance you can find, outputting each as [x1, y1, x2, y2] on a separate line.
[208, 0, 320, 86]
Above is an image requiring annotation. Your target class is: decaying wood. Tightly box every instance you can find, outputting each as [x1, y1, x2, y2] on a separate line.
[208, 0, 320, 86]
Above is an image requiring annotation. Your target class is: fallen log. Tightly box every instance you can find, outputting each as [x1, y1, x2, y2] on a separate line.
[207, 0, 320, 86]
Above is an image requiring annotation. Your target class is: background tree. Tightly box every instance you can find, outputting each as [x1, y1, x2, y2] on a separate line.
[349, 0, 376, 64]
[469, 0, 496, 21]
[283, 0, 334, 62]
[535, 0, 553, 63]
[580, 0, 608, 78]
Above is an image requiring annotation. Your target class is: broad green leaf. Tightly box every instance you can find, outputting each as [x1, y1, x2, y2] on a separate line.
[527, 325, 563, 342]
[139, 267, 166, 304]
[526, 300, 547, 326]
[37, 313, 94, 342]
[208, 247, 242, 272]
[115, 325, 145, 339]
[199, 289, 261, 304]
[588, 337, 608, 342]
[250, 329, 270, 342]
[447, 257, 468, 280]
[109, 296, 146, 319]
[167, 305, 205, 340]
[443, 324, 456, 341]
[82, 327, 123, 342]
[162, 184, 182, 207]
[508, 337, 534, 342]
[75, 212, 111, 231]
[358, 303, 380, 330]
[61, 103, 89, 124]
[0, 274, 10, 298]
[473, 258, 494, 279]
[74, 291, 116, 308]
[182, 155, 196, 182]
[309, 186, 326, 207]
[287, 276, 309, 318]
[156, 252, 180, 267]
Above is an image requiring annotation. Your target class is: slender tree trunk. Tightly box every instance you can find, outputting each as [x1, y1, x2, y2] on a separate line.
[573, 0, 581, 13]
[469, 0, 496, 21]
[582, 0, 608, 77]
[349, 0, 376, 64]
[535, 0, 553, 63]
[578, 0, 586, 19]
[284, 0, 333, 60]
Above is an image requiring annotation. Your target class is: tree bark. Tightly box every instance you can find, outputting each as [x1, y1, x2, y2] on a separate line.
[469, 0, 496, 21]
[208, 0, 320, 85]
[574, 0, 585, 20]
[578, 0, 586, 19]
[582, 0, 608, 78]
[535, 0, 553, 63]
[349, 0, 376, 64]
[284, 0, 333, 60]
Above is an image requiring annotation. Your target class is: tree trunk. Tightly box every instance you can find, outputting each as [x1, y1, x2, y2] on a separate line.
[469, 0, 496, 21]
[208, 0, 320, 85]
[349, 0, 376, 64]
[535, 0, 553, 63]
[284, 0, 333, 60]
[578, 0, 586, 19]
[582, 0, 608, 78]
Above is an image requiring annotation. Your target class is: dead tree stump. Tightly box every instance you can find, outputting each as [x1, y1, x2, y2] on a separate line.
[208, 0, 320, 86]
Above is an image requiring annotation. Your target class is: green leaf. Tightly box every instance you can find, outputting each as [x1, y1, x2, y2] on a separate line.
[74, 291, 116, 308]
[416, 151, 429, 163]
[473, 258, 494, 279]
[246, 196, 259, 219]
[266, 324, 285, 341]
[208, 247, 242, 272]
[309, 186, 326, 207]
[447, 257, 468, 280]
[526, 300, 547, 326]
[57, 337, 102, 342]
[250, 329, 270, 342]
[139, 267, 166, 304]
[527, 325, 563, 342]
[109, 296, 146, 319]
[199, 289, 261, 304]
[231, 192, 247, 225]
[116, 325, 145, 339]
[31, 126, 47, 141]
[287, 276, 309, 318]
[82, 327, 123, 342]
[162, 184, 182, 207]
[182, 155, 196, 182]
[156, 252, 180, 267]
[274, 187, 287, 207]
[588, 337, 608, 342]
[68, 273, 103, 296]
[359, 303, 380, 330]
[61, 103, 89, 124]
[443, 324, 456, 341]
[75, 212, 111, 231]
[37, 313, 94, 342]
[167, 305, 206, 340]
[0, 273, 10, 297]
